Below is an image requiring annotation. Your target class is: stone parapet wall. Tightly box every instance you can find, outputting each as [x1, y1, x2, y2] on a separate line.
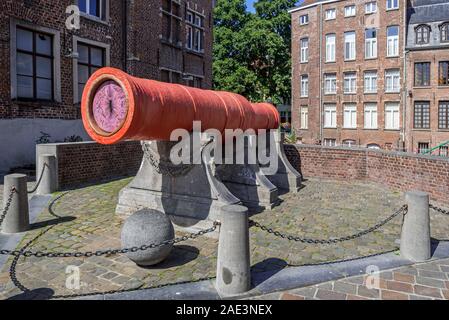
[285, 144, 449, 206]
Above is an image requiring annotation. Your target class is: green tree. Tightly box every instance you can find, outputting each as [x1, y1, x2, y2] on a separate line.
[213, 0, 296, 105]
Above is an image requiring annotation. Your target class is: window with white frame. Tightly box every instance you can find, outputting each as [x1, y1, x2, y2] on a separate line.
[299, 14, 309, 25]
[300, 38, 309, 63]
[364, 71, 377, 93]
[364, 103, 378, 129]
[344, 72, 357, 94]
[301, 75, 309, 97]
[77, 0, 107, 20]
[77, 43, 105, 102]
[301, 106, 309, 129]
[325, 8, 336, 20]
[385, 69, 400, 92]
[343, 104, 357, 128]
[385, 103, 400, 129]
[387, 26, 399, 57]
[365, 28, 377, 59]
[325, 34, 336, 62]
[344, 31, 356, 60]
[344, 5, 356, 17]
[323, 138, 337, 147]
[324, 74, 337, 94]
[324, 104, 337, 128]
[16, 27, 54, 100]
[186, 9, 204, 52]
[365, 1, 377, 14]
[343, 139, 357, 147]
[386, 0, 399, 10]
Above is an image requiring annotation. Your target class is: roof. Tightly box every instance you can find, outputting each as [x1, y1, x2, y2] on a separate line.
[408, 0, 449, 24]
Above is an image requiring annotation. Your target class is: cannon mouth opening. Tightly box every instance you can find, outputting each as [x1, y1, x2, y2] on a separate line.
[86, 76, 129, 137]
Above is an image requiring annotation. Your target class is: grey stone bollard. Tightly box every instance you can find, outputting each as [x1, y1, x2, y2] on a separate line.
[216, 205, 251, 296]
[400, 191, 431, 262]
[37, 154, 57, 195]
[2, 174, 29, 234]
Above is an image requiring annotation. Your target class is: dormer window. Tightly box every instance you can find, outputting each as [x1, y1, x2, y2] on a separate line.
[416, 25, 430, 44]
[441, 23, 449, 43]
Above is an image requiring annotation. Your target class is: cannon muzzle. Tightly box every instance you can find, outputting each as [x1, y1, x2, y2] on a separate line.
[81, 67, 280, 144]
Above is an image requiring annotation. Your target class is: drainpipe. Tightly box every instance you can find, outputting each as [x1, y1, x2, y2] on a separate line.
[402, 3, 408, 152]
[319, 4, 323, 143]
[122, 0, 128, 73]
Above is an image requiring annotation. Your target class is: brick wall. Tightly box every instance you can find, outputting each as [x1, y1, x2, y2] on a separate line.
[37, 141, 143, 189]
[285, 144, 449, 206]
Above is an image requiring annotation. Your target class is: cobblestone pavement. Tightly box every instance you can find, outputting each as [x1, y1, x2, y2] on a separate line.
[247, 258, 449, 300]
[1, 177, 449, 299]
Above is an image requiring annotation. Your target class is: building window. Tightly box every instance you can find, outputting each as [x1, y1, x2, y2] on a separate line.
[343, 139, 356, 147]
[364, 103, 378, 129]
[325, 34, 336, 62]
[364, 71, 377, 93]
[301, 106, 309, 129]
[439, 101, 449, 129]
[386, 0, 399, 10]
[385, 103, 400, 130]
[416, 25, 431, 44]
[365, 1, 377, 14]
[300, 38, 309, 63]
[365, 28, 377, 59]
[344, 31, 356, 61]
[323, 138, 337, 147]
[367, 143, 381, 149]
[439, 145, 449, 157]
[385, 69, 400, 92]
[77, 0, 107, 20]
[344, 5, 356, 17]
[186, 9, 204, 52]
[299, 14, 309, 25]
[414, 62, 431, 87]
[162, 0, 182, 44]
[324, 104, 337, 128]
[325, 8, 336, 20]
[344, 72, 357, 94]
[414, 102, 430, 129]
[439, 61, 449, 85]
[16, 27, 53, 100]
[343, 104, 357, 128]
[301, 75, 309, 97]
[324, 74, 337, 94]
[77, 43, 105, 101]
[418, 142, 430, 154]
[387, 26, 399, 57]
[441, 23, 449, 43]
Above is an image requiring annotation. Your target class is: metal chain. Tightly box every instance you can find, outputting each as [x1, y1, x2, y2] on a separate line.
[0, 187, 16, 230]
[27, 164, 48, 194]
[429, 204, 449, 216]
[0, 221, 220, 258]
[142, 143, 194, 178]
[249, 205, 408, 245]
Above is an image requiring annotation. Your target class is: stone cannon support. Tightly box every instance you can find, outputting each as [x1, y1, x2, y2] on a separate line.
[401, 191, 431, 262]
[1, 174, 29, 234]
[36, 154, 57, 195]
[216, 205, 251, 296]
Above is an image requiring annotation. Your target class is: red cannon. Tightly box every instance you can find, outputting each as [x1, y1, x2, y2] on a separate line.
[81, 67, 280, 144]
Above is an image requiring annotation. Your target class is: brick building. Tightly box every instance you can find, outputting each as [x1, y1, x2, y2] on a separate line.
[0, 0, 213, 173]
[404, 0, 449, 155]
[289, 0, 448, 153]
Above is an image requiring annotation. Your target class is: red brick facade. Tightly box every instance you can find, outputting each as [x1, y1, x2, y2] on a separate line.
[285, 144, 449, 206]
[0, 0, 213, 120]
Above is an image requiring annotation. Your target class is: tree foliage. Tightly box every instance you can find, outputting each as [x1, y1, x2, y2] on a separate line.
[213, 0, 296, 105]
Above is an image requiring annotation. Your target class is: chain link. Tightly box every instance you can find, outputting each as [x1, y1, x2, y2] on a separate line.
[0, 187, 16, 230]
[249, 205, 408, 245]
[0, 221, 220, 258]
[142, 143, 194, 177]
[27, 164, 48, 194]
[429, 204, 449, 216]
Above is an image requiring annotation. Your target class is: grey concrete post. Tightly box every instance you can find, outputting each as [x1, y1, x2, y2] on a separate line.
[2, 174, 29, 234]
[216, 205, 251, 296]
[37, 154, 57, 195]
[400, 191, 431, 262]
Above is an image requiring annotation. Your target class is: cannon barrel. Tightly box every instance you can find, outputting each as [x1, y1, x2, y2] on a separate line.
[81, 68, 280, 144]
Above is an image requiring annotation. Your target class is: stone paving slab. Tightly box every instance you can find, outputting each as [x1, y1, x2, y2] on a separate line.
[0, 177, 449, 299]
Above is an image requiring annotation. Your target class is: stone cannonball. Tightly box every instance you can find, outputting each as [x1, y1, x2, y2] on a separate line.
[121, 209, 175, 266]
